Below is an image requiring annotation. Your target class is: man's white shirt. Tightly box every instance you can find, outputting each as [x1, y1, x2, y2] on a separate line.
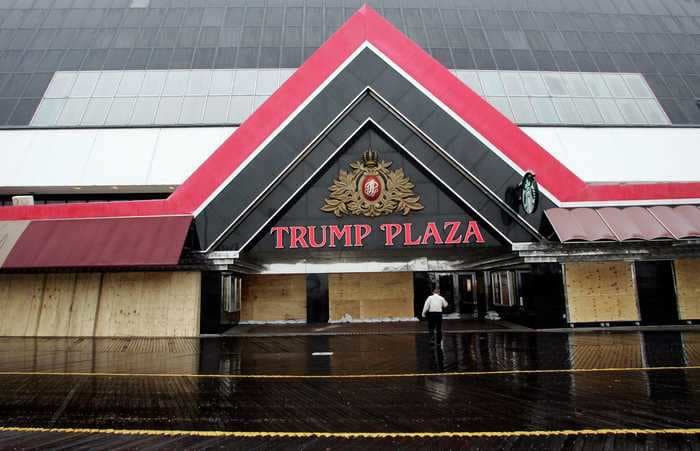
[422, 294, 448, 316]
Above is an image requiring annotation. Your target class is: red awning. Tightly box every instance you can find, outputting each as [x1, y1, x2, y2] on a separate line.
[545, 205, 700, 242]
[0, 215, 191, 269]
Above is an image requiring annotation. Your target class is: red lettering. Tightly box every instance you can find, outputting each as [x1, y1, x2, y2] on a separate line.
[290, 226, 308, 248]
[307, 225, 328, 248]
[270, 226, 289, 249]
[443, 221, 462, 244]
[329, 225, 352, 248]
[354, 224, 372, 247]
[421, 222, 444, 245]
[380, 223, 402, 246]
[274, 220, 485, 249]
[463, 221, 485, 243]
[403, 223, 422, 246]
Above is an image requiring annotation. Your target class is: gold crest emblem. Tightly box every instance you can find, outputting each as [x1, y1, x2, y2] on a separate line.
[321, 149, 424, 217]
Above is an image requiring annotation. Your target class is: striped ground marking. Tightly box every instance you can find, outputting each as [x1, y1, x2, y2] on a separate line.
[0, 426, 698, 439]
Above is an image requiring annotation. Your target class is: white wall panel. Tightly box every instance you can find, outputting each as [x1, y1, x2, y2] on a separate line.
[0, 127, 234, 193]
[148, 127, 232, 185]
[0, 126, 697, 193]
[0, 131, 37, 188]
[12, 130, 96, 188]
[522, 127, 700, 183]
[82, 129, 159, 186]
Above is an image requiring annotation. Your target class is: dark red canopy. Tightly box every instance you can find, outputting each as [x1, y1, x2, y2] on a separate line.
[0, 215, 191, 269]
[545, 205, 700, 242]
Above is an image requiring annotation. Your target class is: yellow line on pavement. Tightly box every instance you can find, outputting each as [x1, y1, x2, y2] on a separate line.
[0, 365, 697, 379]
[0, 426, 699, 438]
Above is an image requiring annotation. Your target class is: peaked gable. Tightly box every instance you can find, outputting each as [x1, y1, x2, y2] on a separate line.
[197, 83, 547, 252]
[242, 123, 507, 257]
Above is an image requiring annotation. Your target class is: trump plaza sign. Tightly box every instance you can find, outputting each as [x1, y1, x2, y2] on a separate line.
[270, 220, 485, 249]
[267, 150, 488, 249]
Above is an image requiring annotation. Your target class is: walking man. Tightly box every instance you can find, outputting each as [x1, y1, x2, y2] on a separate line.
[422, 286, 448, 347]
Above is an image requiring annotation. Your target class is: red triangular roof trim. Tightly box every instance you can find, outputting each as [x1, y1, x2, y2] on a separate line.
[1, 5, 699, 221]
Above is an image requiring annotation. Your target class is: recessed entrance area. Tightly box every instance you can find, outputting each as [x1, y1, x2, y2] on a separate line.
[414, 266, 567, 328]
[418, 272, 478, 318]
[635, 261, 679, 326]
[306, 274, 329, 324]
[199, 263, 573, 334]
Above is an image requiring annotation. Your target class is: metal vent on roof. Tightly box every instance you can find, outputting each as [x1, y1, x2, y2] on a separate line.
[11, 195, 34, 206]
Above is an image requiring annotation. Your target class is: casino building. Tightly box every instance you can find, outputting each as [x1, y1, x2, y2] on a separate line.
[0, 2, 699, 336]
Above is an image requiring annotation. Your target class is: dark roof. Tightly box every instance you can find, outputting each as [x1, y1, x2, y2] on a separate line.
[0, 0, 699, 126]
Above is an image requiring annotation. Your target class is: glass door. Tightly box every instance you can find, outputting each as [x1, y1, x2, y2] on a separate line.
[457, 273, 477, 318]
[427, 272, 478, 317]
[437, 273, 456, 315]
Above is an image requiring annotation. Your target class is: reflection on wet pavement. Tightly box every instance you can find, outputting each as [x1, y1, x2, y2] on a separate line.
[0, 330, 697, 448]
[0, 330, 697, 376]
[0, 367, 698, 432]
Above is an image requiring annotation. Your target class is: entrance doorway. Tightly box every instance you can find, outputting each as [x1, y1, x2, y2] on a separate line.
[306, 274, 329, 323]
[429, 272, 478, 318]
[481, 265, 566, 328]
[635, 261, 679, 325]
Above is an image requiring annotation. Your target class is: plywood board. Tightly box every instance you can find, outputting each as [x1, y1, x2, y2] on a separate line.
[37, 273, 77, 336]
[0, 271, 200, 337]
[329, 272, 414, 321]
[675, 259, 700, 320]
[95, 272, 141, 336]
[66, 273, 102, 337]
[96, 272, 201, 337]
[565, 262, 639, 323]
[242, 274, 306, 322]
[163, 272, 201, 336]
[0, 274, 45, 336]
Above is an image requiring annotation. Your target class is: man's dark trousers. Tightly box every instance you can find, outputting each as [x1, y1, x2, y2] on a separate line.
[427, 312, 443, 344]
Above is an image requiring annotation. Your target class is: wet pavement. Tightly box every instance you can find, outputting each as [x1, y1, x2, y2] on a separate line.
[0, 329, 697, 375]
[225, 318, 510, 336]
[0, 329, 698, 449]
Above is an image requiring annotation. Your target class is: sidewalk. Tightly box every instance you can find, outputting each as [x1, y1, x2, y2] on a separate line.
[223, 319, 526, 337]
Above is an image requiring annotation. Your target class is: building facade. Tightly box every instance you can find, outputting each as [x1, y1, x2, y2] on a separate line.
[0, 1, 699, 336]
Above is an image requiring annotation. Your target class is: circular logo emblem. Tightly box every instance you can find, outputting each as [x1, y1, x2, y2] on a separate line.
[361, 175, 382, 202]
[519, 172, 539, 215]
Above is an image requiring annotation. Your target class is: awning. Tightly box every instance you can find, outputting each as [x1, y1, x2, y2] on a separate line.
[0, 215, 192, 269]
[545, 205, 700, 242]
